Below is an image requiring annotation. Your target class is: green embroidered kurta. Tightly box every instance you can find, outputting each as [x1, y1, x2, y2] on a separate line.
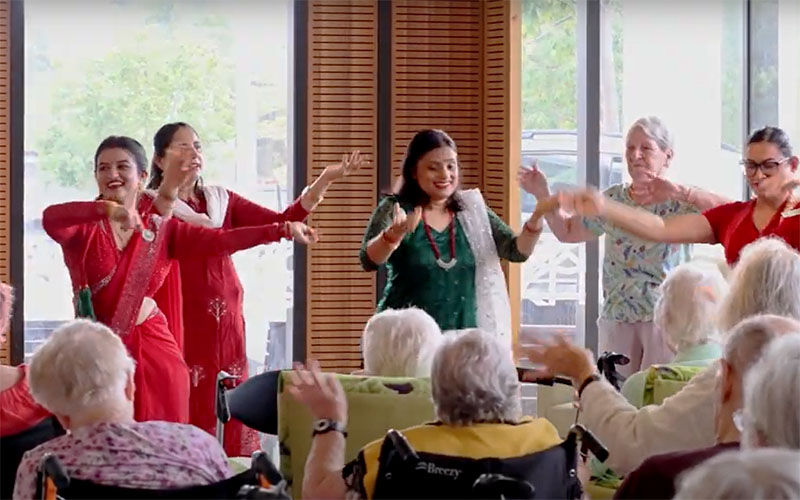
[360, 196, 528, 331]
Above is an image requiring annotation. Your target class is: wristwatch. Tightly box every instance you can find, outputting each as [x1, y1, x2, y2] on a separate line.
[311, 419, 347, 438]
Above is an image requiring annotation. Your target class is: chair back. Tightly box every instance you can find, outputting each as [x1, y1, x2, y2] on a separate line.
[278, 372, 435, 498]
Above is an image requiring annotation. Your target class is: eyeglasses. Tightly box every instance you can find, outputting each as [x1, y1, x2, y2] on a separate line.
[740, 157, 789, 176]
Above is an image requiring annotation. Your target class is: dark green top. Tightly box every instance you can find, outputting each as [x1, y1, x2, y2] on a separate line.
[359, 196, 528, 331]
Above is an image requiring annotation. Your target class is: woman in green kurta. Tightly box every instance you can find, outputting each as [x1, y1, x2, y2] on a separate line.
[359, 129, 548, 345]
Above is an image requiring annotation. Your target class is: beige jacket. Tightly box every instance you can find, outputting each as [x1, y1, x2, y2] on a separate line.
[578, 362, 718, 474]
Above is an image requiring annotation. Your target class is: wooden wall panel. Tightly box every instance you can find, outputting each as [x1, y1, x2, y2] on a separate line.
[391, 0, 483, 188]
[306, 0, 378, 372]
[482, 0, 522, 344]
[0, 0, 9, 366]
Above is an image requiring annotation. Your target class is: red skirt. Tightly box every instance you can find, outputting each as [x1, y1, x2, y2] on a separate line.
[123, 311, 190, 423]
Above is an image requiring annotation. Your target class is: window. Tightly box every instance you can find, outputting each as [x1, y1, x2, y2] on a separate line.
[519, 0, 589, 348]
[600, 0, 745, 268]
[23, 0, 294, 371]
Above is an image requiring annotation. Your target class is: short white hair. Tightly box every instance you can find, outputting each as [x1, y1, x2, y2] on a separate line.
[718, 237, 800, 332]
[627, 116, 674, 152]
[743, 333, 800, 449]
[362, 308, 442, 377]
[675, 449, 800, 500]
[28, 319, 136, 417]
[654, 263, 727, 352]
[431, 329, 521, 425]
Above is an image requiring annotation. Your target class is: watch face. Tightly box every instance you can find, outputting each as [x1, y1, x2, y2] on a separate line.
[313, 419, 331, 432]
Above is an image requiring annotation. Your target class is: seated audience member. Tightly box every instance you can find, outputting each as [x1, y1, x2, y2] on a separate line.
[289, 329, 562, 500]
[741, 333, 800, 449]
[13, 320, 232, 499]
[362, 307, 442, 377]
[674, 449, 800, 500]
[615, 315, 800, 499]
[522, 237, 800, 473]
[621, 264, 727, 408]
[0, 283, 51, 437]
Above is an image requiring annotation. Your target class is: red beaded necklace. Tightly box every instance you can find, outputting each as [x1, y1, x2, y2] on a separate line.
[422, 211, 458, 270]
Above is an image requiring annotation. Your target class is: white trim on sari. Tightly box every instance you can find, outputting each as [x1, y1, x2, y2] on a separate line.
[456, 188, 512, 347]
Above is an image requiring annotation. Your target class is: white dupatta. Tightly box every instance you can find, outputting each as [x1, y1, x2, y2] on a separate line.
[144, 185, 230, 228]
[455, 188, 512, 346]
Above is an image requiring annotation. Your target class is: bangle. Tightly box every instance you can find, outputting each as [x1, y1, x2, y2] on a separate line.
[578, 373, 601, 398]
[283, 221, 292, 240]
[382, 229, 402, 246]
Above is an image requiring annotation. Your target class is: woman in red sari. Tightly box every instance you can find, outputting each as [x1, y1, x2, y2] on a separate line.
[147, 122, 365, 455]
[43, 136, 316, 424]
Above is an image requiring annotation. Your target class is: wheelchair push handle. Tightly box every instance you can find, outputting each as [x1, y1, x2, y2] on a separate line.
[567, 424, 609, 463]
[38, 453, 69, 500]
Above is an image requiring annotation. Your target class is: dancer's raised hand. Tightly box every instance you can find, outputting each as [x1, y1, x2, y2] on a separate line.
[106, 202, 144, 232]
[557, 188, 605, 217]
[324, 150, 370, 181]
[160, 145, 198, 195]
[518, 160, 551, 199]
[385, 203, 422, 243]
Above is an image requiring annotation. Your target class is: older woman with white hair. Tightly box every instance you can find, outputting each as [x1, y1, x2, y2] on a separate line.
[621, 263, 728, 407]
[289, 329, 561, 499]
[523, 237, 800, 474]
[520, 116, 729, 376]
[741, 333, 800, 449]
[12, 320, 232, 499]
[674, 449, 800, 499]
[361, 307, 442, 377]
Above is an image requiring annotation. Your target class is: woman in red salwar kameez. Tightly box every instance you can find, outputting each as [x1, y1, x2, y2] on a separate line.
[147, 122, 366, 455]
[43, 136, 317, 424]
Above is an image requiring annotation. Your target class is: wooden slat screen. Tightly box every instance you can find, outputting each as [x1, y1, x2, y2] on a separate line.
[306, 0, 378, 372]
[481, 0, 522, 344]
[0, 0, 10, 365]
[391, 0, 483, 188]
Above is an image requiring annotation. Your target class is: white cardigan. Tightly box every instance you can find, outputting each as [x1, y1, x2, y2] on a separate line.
[578, 362, 718, 474]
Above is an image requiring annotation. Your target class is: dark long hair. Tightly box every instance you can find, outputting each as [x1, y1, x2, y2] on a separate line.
[147, 122, 199, 190]
[395, 129, 463, 212]
[748, 126, 793, 157]
[94, 136, 148, 175]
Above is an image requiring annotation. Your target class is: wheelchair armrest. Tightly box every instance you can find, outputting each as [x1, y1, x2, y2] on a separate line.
[567, 424, 609, 463]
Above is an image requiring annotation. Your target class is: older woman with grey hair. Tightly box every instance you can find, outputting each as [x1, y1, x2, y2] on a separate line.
[361, 307, 442, 377]
[674, 449, 800, 499]
[520, 116, 730, 376]
[12, 319, 231, 499]
[741, 333, 800, 449]
[620, 263, 728, 407]
[290, 329, 561, 499]
[523, 237, 800, 474]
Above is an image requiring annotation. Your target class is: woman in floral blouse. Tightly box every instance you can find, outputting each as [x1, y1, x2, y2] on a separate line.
[13, 320, 231, 499]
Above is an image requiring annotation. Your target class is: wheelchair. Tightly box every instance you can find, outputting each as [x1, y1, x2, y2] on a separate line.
[372, 424, 608, 499]
[35, 450, 290, 500]
[215, 370, 282, 445]
[0, 416, 65, 499]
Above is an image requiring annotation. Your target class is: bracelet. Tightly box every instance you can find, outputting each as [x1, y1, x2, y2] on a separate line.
[283, 221, 293, 240]
[577, 373, 601, 398]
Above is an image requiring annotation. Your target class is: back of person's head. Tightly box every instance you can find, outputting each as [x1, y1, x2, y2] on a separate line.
[362, 308, 442, 377]
[28, 320, 136, 421]
[654, 263, 727, 352]
[723, 314, 800, 377]
[674, 449, 800, 500]
[718, 238, 800, 331]
[0, 282, 12, 337]
[743, 333, 800, 449]
[431, 329, 521, 425]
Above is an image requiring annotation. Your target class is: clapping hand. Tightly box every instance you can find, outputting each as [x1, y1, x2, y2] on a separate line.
[631, 175, 680, 206]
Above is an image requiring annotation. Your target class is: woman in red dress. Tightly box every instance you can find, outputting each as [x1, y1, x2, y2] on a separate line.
[147, 122, 365, 455]
[43, 136, 316, 424]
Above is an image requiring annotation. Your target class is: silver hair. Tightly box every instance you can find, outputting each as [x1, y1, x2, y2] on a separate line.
[362, 307, 442, 377]
[28, 319, 136, 417]
[722, 314, 800, 375]
[718, 237, 800, 332]
[627, 116, 674, 152]
[654, 263, 727, 352]
[675, 449, 800, 500]
[742, 333, 800, 449]
[430, 329, 522, 425]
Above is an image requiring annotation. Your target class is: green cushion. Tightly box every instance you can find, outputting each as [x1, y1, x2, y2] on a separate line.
[278, 372, 436, 498]
[642, 365, 705, 406]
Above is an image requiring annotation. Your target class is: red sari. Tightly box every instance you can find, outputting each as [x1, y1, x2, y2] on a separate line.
[178, 190, 307, 456]
[43, 197, 288, 423]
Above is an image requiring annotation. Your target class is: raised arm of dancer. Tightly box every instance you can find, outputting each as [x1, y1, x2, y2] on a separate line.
[634, 176, 731, 211]
[43, 201, 141, 246]
[151, 150, 197, 218]
[167, 219, 316, 260]
[230, 191, 310, 227]
[299, 150, 370, 212]
[361, 200, 422, 269]
[559, 188, 716, 244]
[491, 204, 550, 260]
[517, 164, 597, 243]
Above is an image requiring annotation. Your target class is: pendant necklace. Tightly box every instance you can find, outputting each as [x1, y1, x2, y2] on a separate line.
[422, 211, 457, 270]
